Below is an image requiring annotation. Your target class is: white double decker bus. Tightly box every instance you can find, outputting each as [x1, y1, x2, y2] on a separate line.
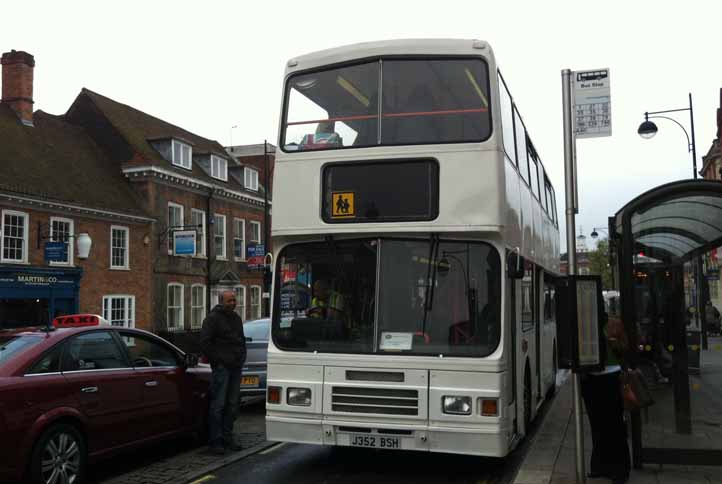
[266, 39, 561, 457]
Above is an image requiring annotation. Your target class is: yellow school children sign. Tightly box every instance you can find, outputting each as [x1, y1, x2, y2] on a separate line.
[332, 192, 355, 218]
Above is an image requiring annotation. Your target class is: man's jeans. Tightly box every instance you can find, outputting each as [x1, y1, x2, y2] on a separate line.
[208, 364, 242, 447]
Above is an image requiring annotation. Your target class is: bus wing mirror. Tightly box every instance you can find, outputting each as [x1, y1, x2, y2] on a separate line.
[507, 252, 525, 279]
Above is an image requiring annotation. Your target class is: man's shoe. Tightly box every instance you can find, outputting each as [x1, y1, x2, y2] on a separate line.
[226, 442, 243, 452]
[208, 444, 226, 456]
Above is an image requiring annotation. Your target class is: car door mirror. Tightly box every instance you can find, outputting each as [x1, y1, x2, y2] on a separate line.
[245, 337, 253, 342]
[184, 353, 199, 368]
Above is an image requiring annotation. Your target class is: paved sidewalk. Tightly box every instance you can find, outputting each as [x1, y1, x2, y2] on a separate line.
[98, 407, 272, 484]
[513, 374, 721, 484]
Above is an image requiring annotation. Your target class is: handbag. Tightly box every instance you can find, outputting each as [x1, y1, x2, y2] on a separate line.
[620, 368, 654, 411]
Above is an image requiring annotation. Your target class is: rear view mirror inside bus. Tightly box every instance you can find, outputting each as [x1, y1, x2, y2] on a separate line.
[506, 252, 525, 279]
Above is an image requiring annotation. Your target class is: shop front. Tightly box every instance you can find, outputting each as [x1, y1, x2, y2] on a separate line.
[0, 266, 82, 329]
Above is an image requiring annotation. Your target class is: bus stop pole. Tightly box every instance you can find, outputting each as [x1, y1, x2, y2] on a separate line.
[562, 68, 586, 484]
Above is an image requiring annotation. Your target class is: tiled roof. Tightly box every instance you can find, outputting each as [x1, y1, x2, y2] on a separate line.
[0, 103, 150, 217]
[75, 89, 254, 192]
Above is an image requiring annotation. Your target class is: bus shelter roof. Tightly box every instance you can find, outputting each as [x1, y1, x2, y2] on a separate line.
[613, 180, 722, 265]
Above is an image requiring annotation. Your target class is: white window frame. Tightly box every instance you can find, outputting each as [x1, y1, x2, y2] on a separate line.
[102, 295, 135, 328]
[210, 155, 228, 182]
[214, 214, 226, 260]
[244, 167, 259, 191]
[167, 283, 184, 331]
[250, 220, 262, 244]
[1, 209, 29, 264]
[171, 139, 192, 169]
[250, 285, 262, 320]
[191, 209, 206, 258]
[49, 216, 74, 266]
[233, 218, 246, 261]
[168, 202, 184, 255]
[110, 225, 130, 270]
[190, 284, 206, 330]
[234, 285, 246, 320]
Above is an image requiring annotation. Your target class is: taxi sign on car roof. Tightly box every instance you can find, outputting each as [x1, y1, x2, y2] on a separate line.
[52, 314, 108, 328]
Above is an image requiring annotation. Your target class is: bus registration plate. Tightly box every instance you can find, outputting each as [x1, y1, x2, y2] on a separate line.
[349, 434, 400, 449]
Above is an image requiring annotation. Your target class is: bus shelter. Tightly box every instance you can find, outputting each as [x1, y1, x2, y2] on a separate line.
[611, 179, 722, 467]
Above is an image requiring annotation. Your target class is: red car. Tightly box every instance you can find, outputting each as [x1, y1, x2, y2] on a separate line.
[0, 315, 210, 484]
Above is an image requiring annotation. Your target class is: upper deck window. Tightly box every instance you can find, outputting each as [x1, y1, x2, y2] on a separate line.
[282, 57, 491, 152]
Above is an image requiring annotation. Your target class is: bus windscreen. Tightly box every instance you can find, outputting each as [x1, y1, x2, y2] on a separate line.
[273, 238, 501, 357]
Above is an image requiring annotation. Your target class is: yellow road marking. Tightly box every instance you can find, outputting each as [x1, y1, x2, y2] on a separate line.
[189, 475, 215, 484]
[259, 442, 287, 455]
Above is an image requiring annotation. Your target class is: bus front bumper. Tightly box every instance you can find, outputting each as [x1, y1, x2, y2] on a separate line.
[266, 415, 512, 457]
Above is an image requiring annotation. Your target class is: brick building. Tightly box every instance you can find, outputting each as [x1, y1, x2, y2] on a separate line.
[64, 90, 272, 352]
[700, 88, 722, 310]
[0, 50, 154, 329]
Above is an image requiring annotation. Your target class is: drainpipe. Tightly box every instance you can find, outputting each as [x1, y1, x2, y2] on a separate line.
[207, 188, 214, 311]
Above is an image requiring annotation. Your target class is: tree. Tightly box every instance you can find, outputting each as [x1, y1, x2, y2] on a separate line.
[588, 239, 613, 289]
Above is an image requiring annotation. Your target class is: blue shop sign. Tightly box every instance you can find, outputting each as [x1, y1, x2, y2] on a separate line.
[44, 242, 68, 262]
[173, 230, 197, 256]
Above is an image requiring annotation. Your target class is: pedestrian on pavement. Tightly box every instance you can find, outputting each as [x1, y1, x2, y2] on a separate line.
[580, 314, 631, 484]
[200, 290, 246, 455]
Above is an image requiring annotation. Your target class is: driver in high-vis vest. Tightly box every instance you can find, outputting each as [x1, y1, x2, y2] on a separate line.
[307, 279, 344, 320]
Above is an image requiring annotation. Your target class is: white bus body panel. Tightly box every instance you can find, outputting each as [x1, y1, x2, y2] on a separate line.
[268, 39, 560, 457]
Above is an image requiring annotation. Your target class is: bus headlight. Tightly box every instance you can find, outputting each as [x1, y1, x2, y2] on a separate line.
[442, 396, 472, 415]
[287, 387, 312, 406]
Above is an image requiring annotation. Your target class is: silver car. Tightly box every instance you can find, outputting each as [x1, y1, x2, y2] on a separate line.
[240, 318, 270, 402]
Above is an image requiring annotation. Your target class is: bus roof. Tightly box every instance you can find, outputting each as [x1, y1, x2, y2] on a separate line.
[285, 39, 495, 75]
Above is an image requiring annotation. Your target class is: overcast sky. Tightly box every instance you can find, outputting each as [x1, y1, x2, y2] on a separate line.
[3, 0, 720, 252]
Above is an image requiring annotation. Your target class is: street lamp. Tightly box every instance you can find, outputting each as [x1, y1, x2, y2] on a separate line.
[590, 227, 608, 239]
[637, 93, 698, 179]
[637, 93, 707, 349]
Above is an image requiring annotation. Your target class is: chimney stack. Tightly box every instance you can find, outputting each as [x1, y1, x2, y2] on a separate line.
[1, 50, 35, 126]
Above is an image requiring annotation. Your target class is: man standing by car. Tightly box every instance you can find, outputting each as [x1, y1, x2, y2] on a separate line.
[200, 290, 246, 454]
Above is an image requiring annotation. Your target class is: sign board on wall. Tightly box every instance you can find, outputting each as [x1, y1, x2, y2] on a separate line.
[246, 243, 265, 270]
[173, 230, 197, 256]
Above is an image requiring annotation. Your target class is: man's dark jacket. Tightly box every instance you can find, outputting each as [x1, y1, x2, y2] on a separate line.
[200, 305, 246, 368]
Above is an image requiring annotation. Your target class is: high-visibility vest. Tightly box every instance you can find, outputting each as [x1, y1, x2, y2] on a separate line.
[310, 292, 343, 316]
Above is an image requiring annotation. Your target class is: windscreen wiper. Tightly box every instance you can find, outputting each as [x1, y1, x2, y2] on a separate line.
[421, 234, 440, 336]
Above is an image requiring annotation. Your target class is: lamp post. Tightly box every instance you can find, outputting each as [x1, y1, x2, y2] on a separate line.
[637, 93, 706, 348]
[637, 93, 698, 179]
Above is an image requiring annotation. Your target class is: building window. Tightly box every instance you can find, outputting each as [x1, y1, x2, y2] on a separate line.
[168, 202, 184, 254]
[191, 284, 206, 329]
[172, 139, 192, 169]
[167, 283, 184, 331]
[102, 295, 135, 328]
[191, 209, 206, 257]
[244, 167, 259, 191]
[110, 226, 129, 269]
[211, 155, 228, 181]
[250, 220, 261, 244]
[214, 214, 226, 259]
[235, 285, 246, 320]
[233, 218, 245, 260]
[250, 286, 262, 320]
[1, 210, 28, 263]
[49, 217, 74, 265]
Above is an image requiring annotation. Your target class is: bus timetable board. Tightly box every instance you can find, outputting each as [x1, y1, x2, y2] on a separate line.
[574, 68, 611, 139]
[556, 275, 604, 372]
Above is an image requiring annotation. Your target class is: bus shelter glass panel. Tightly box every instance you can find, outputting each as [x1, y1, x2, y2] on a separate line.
[273, 238, 501, 357]
[628, 194, 722, 461]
